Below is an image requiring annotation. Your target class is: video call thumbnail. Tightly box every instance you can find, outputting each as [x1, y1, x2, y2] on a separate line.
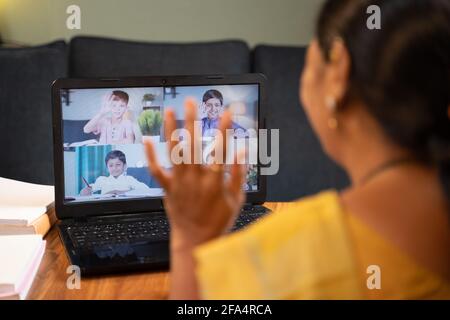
[61, 84, 260, 203]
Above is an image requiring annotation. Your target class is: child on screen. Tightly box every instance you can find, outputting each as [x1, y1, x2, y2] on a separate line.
[83, 90, 135, 144]
[80, 150, 150, 196]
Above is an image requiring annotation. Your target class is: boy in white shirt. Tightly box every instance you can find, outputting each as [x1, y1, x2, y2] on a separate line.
[80, 150, 151, 196]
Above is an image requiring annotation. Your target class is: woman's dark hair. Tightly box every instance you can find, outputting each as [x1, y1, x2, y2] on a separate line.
[105, 150, 127, 165]
[316, 0, 450, 200]
[203, 89, 224, 105]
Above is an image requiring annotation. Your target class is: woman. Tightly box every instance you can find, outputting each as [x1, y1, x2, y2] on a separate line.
[145, 0, 450, 299]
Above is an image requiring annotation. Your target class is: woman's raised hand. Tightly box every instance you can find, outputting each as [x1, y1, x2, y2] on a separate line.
[144, 98, 246, 249]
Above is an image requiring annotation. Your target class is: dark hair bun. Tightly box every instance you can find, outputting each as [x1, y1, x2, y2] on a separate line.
[317, 0, 450, 200]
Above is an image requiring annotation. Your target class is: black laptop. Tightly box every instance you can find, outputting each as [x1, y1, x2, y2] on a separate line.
[52, 74, 269, 275]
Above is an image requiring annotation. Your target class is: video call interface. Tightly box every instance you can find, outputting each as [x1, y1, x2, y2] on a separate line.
[61, 84, 259, 204]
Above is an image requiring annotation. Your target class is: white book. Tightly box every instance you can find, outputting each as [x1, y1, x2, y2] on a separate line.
[0, 177, 54, 209]
[0, 207, 48, 226]
[0, 235, 45, 299]
[0, 240, 46, 300]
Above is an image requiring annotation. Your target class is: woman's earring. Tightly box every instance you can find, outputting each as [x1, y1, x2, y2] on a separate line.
[325, 96, 338, 130]
[325, 96, 337, 111]
[327, 117, 338, 130]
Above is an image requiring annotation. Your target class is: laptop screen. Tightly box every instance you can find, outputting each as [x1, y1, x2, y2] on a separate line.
[60, 84, 260, 204]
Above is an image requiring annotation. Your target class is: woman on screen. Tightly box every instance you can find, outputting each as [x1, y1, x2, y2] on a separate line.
[200, 89, 248, 138]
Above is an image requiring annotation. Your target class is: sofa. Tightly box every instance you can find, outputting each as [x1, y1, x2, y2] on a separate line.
[0, 36, 349, 202]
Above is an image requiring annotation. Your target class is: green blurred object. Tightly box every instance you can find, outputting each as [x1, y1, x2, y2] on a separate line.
[142, 93, 156, 102]
[138, 109, 162, 136]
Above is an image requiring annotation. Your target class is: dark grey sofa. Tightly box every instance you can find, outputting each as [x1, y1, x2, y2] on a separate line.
[253, 45, 349, 201]
[0, 36, 349, 202]
[0, 41, 67, 185]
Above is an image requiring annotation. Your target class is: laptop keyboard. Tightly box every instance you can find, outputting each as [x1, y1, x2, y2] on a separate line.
[231, 205, 268, 231]
[66, 217, 170, 249]
[64, 206, 268, 249]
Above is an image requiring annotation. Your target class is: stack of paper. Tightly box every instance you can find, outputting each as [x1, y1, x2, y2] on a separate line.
[0, 177, 55, 236]
[0, 235, 46, 300]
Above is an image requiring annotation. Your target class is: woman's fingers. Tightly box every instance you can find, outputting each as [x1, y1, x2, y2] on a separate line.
[216, 110, 231, 165]
[228, 150, 247, 196]
[184, 98, 202, 169]
[144, 139, 171, 191]
[164, 108, 178, 162]
[156, 100, 239, 191]
[207, 111, 231, 176]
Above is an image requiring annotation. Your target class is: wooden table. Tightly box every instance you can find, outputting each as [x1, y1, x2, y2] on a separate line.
[27, 203, 278, 300]
[27, 226, 170, 300]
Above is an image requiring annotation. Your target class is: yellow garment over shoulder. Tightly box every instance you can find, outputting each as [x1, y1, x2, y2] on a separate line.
[194, 191, 450, 299]
[194, 191, 361, 299]
[346, 208, 450, 299]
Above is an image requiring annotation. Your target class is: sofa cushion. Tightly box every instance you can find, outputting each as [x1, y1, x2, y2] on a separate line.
[0, 41, 67, 185]
[70, 37, 250, 77]
[253, 45, 350, 201]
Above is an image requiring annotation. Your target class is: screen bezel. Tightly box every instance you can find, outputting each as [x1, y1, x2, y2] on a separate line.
[52, 74, 267, 220]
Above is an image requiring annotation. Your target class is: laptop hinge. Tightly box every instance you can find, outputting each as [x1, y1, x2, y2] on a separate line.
[74, 216, 89, 223]
[242, 202, 264, 210]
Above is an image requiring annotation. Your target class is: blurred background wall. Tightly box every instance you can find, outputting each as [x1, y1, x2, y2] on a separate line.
[0, 0, 324, 46]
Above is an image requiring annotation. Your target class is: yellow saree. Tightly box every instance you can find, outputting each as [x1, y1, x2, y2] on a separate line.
[194, 191, 450, 299]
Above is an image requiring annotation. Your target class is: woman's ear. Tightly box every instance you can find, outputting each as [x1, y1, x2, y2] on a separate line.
[325, 39, 351, 105]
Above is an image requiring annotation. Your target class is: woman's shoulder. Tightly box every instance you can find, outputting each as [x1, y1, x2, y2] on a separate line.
[198, 190, 347, 261]
[195, 190, 361, 299]
[226, 190, 349, 260]
[258, 190, 343, 232]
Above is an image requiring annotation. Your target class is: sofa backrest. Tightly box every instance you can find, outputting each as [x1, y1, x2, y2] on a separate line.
[253, 45, 350, 201]
[0, 38, 349, 199]
[69, 37, 251, 77]
[0, 41, 68, 185]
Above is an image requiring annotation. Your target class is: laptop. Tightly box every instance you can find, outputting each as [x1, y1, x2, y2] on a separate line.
[52, 74, 269, 275]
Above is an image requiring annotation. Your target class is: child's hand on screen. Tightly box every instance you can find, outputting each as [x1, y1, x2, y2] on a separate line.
[105, 188, 131, 196]
[145, 99, 246, 250]
[99, 93, 114, 116]
[80, 186, 92, 196]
